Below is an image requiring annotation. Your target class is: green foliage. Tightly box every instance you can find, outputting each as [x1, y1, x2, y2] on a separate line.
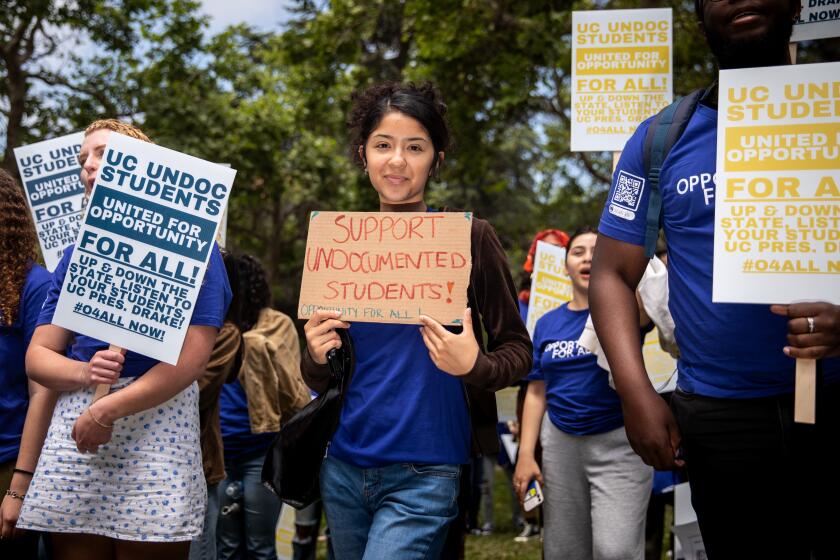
[2, 0, 837, 314]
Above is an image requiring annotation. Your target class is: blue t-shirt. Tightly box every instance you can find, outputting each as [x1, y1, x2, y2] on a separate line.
[328, 322, 471, 468]
[37, 244, 231, 378]
[528, 304, 623, 436]
[599, 104, 839, 398]
[0, 264, 51, 462]
[518, 299, 528, 324]
[219, 379, 276, 460]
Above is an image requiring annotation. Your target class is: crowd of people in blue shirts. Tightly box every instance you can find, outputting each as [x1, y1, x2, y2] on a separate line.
[2, 1, 839, 559]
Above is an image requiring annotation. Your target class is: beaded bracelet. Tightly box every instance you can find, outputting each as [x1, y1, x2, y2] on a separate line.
[87, 407, 113, 428]
[5, 489, 25, 500]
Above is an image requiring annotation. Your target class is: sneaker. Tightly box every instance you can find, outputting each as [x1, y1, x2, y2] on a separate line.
[513, 523, 540, 542]
[469, 524, 493, 536]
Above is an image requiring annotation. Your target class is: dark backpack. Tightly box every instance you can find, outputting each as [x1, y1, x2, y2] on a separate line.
[640, 86, 711, 257]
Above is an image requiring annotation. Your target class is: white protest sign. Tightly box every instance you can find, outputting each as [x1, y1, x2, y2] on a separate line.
[792, 3, 840, 42]
[525, 241, 571, 336]
[571, 8, 673, 152]
[713, 62, 840, 305]
[642, 327, 677, 393]
[274, 504, 295, 560]
[14, 132, 86, 271]
[52, 133, 236, 364]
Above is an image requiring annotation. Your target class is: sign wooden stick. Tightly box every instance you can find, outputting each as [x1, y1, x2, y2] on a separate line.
[794, 358, 816, 424]
[93, 344, 124, 402]
[786, 40, 816, 425]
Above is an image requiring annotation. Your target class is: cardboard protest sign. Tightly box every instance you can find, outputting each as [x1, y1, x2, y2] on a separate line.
[713, 62, 840, 305]
[571, 8, 673, 152]
[792, 3, 840, 42]
[298, 211, 472, 325]
[525, 241, 571, 336]
[52, 133, 236, 364]
[14, 133, 86, 271]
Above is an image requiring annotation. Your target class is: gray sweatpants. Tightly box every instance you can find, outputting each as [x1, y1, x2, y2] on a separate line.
[541, 420, 652, 560]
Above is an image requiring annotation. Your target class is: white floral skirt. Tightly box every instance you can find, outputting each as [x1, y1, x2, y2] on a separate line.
[18, 378, 206, 541]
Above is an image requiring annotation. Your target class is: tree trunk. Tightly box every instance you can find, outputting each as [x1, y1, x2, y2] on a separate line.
[1, 53, 27, 175]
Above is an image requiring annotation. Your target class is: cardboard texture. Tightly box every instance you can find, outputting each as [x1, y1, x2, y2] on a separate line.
[298, 211, 473, 325]
[713, 62, 840, 305]
[571, 8, 673, 152]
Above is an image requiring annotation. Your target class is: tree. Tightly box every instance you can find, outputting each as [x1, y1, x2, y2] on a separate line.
[3, 0, 836, 313]
[0, 0, 206, 173]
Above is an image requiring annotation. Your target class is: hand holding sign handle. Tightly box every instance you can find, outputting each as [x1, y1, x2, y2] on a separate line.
[771, 303, 840, 424]
[91, 344, 126, 402]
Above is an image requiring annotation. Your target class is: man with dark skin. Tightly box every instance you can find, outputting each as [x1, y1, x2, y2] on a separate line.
[590, 1, 840, 558]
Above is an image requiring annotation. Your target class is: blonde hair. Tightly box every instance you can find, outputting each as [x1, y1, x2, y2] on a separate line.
[84, 119, 152, 143]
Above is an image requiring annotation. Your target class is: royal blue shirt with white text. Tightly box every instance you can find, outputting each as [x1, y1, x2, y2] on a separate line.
[528, 304, 623, 436]
[598, 104, 839, 398]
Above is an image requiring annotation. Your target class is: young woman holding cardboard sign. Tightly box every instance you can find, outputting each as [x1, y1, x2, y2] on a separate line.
[18, 120, 231, 560]
[302, 82, 532, 559]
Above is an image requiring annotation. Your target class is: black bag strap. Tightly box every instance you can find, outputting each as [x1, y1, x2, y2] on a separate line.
[641, 86, 709, 257]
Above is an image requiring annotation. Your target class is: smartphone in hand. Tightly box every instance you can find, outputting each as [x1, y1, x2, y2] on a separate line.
[523, 479, 544, 512]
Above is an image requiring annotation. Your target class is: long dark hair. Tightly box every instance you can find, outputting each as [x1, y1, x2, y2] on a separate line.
[236, 253, 271, 332]
[0, 169, 38, 326]
[348, 81, 451, 173]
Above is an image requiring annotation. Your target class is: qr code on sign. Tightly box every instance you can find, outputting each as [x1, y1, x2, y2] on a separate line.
[611, 170, 645, 211]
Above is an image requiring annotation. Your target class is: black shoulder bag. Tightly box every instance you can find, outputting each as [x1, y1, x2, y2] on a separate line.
[262, 328, 354, 509]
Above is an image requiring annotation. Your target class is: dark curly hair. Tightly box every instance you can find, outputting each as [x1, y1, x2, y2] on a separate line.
[0, 168, 39, 326]
[348, 81, 451, 172]
[235, 253, 271, 332]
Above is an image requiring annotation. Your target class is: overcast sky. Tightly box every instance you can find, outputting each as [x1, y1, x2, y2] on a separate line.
[199, 0, 294, 34]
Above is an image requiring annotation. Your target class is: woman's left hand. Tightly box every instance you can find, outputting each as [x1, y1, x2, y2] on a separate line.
[1, 494, 24, 539]
[770, 302, 840, 359]
[71, 403, 113, 454]
[418, 308, 479, 376]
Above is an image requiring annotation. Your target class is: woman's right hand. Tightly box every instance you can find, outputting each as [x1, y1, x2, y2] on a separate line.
[304, 310, 351, 365]
[513, 455, 543, 505]
[79, 349, 124, 388]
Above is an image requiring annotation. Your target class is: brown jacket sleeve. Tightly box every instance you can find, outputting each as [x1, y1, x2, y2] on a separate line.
[301, 346, 332, 394]
[460, 218, 533, 391]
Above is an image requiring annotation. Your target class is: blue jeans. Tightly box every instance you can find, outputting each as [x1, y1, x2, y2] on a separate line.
[189, 482, 220, 560]
[217, 451, 281, 560]
[320, 454, 460, 560]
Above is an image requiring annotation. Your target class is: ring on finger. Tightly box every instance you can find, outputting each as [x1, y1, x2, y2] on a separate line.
[806, 316, 815, 334]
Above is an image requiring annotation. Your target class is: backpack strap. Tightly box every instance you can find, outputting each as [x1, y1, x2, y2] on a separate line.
[641, 87, 707, 257]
